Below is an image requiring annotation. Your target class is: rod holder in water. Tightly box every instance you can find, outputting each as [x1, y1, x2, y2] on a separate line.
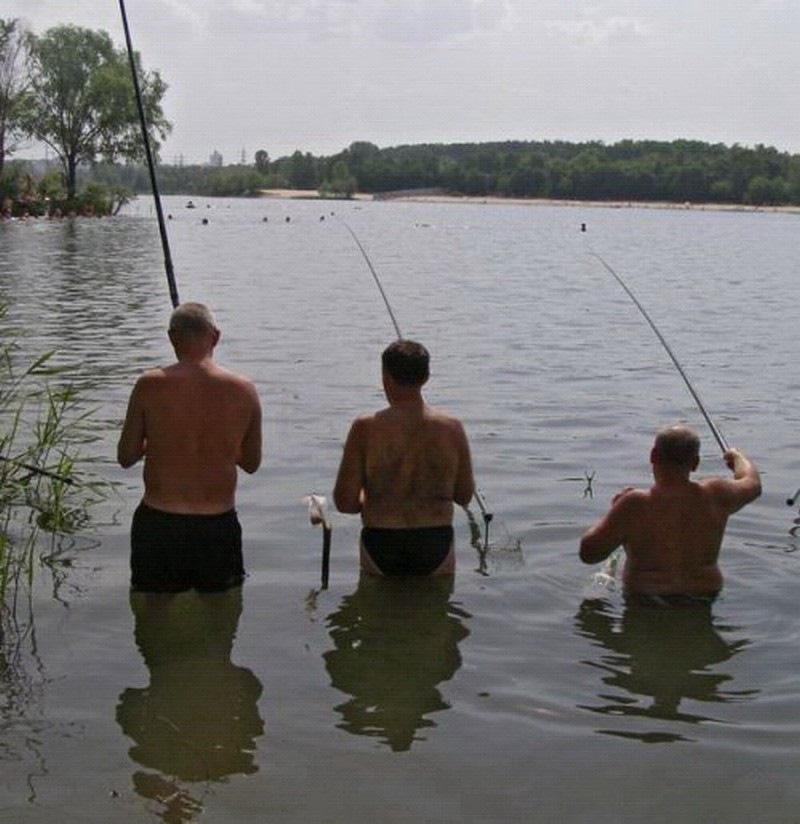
[305, 494, 332, 589]
[474, 489, 493, 548]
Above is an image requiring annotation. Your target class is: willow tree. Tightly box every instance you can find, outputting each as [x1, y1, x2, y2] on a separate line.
[20, 24, 170, 200]
[0, 17, 31, 179]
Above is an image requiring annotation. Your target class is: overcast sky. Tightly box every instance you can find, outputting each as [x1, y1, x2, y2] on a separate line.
[8, 0, 800, 165]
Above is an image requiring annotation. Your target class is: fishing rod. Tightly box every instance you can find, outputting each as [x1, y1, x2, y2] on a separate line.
[341, 220, 403, 339]
[589, 250, 730, 454]
[341, 220, 494, 545]
[0, 455, 74, 485]
[118, 0, 180, 308]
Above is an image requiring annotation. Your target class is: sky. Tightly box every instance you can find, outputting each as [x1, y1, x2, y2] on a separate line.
[8, 0, 800, 165]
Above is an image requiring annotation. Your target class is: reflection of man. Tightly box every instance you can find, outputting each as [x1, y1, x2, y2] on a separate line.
[117, 302, 262, 593]
[333, 340, 475, 576]
[116, 588, 264, 794]
[324, 575, 470, 751]
[575, 598, 753, 736]
[579, 425, 761, 603]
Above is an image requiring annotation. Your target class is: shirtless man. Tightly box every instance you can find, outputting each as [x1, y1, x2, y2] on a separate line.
[117, 302, 262, 593]
[333, 339, 475, 576]
[579, 425, 761, 603]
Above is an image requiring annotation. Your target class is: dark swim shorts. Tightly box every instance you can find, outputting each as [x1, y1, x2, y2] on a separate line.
[624, 590, 720, 608]
[361, 525, 454, 576]
[131, 502, 244, 593]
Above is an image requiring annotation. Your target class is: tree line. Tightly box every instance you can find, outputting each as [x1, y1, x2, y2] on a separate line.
[84, 138, 800, 207]
[3, 17, 800, 210]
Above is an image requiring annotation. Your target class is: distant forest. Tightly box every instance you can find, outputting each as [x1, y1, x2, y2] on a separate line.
[91, 138, 800, 205]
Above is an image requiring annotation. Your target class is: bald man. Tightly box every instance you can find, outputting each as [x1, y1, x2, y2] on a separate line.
[580, 425, 761, 604]
[118, 302, 262, 593]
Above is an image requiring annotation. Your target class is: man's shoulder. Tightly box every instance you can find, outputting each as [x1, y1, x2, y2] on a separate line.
[207, 363, 259, 391]
[135, 365, 170, 387]
[423, 404, 465, 427]
[695, 475, 734, 494]
[610, 487, 650, 517]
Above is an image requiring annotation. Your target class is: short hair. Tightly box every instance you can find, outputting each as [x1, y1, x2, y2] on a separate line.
[381, 339, 430, 386]
[168, 302, 218, 338]
[653, 425, 700, 467]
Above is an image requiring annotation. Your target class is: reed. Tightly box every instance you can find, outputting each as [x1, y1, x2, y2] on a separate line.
[0, 301, 109, 608]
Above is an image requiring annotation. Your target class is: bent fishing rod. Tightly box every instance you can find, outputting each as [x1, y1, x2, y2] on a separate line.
[118, 0, 179, 308]
[589, 250, 730, 454]
[341, 220, 402, 339]
[341, 220, 494, 543]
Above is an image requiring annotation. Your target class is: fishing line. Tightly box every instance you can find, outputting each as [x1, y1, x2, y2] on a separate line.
[787, 488, 800, 507]
[588, 249, 730, 454]
[340, 220, 403, 339]
[339, 219, 495, 546]
[118, 0, 179, 308]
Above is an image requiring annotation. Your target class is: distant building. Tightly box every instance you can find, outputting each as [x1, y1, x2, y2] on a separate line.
[209, 150, 223, 167]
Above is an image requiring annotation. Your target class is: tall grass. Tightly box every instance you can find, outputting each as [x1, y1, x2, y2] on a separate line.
[0, 300, 109, 610]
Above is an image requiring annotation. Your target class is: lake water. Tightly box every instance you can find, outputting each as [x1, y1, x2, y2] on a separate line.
[1, 196, 799, 822]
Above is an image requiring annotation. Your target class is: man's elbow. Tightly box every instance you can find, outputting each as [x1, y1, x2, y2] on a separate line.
[239, 456, 261, 474]
[579, 535, 609, 565]
[237, 436, 262, 473]
[333, 488, 361, 514]
[117, 445, 140, 469]
[454, 486, 475, 507]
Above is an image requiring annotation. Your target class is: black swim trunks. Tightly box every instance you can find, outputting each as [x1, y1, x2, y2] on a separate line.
[624, 590, 720, 608]
[131, 502, 244, 593]
[361, 525, 454, 576]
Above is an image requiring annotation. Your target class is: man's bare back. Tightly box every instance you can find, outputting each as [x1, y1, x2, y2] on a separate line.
[337, 403, 474, 528]
[579, 426, 761, 597]
[333, 339, 475, 576]
[118, 304, 262, 515]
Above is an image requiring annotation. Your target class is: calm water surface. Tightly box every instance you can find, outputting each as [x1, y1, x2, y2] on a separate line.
[1, 196, 799, 822]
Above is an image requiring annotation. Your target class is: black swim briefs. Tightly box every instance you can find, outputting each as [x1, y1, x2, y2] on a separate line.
[131, 502, 244, 593]
[361, 525, 454, 576]
[624, 590, 720, 608]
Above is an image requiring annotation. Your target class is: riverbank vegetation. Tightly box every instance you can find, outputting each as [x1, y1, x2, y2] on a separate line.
[7, 137, 800, 213]
[0, 301, 109, 623]
[2, 17, 800, 210]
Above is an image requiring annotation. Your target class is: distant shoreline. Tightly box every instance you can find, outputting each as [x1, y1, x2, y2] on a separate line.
[258, 188, 800, 215]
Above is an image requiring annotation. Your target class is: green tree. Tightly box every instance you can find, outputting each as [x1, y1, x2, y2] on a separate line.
[254, 149, 270, 173]
[20, 24, 170, 200]
[744, 175, 787, 206]
[287, 150, 319, 189]
[320, 159, 356, 197]
[0, 18, 31, 179]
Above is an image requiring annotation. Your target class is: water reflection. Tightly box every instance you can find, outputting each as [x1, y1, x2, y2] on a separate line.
[575, 598, 756, 743]
[116, 588, 264, 820]
[324, 574, 470, 752]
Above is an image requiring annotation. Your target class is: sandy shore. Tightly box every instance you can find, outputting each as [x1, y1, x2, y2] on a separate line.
[258, 188, 800, 214]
